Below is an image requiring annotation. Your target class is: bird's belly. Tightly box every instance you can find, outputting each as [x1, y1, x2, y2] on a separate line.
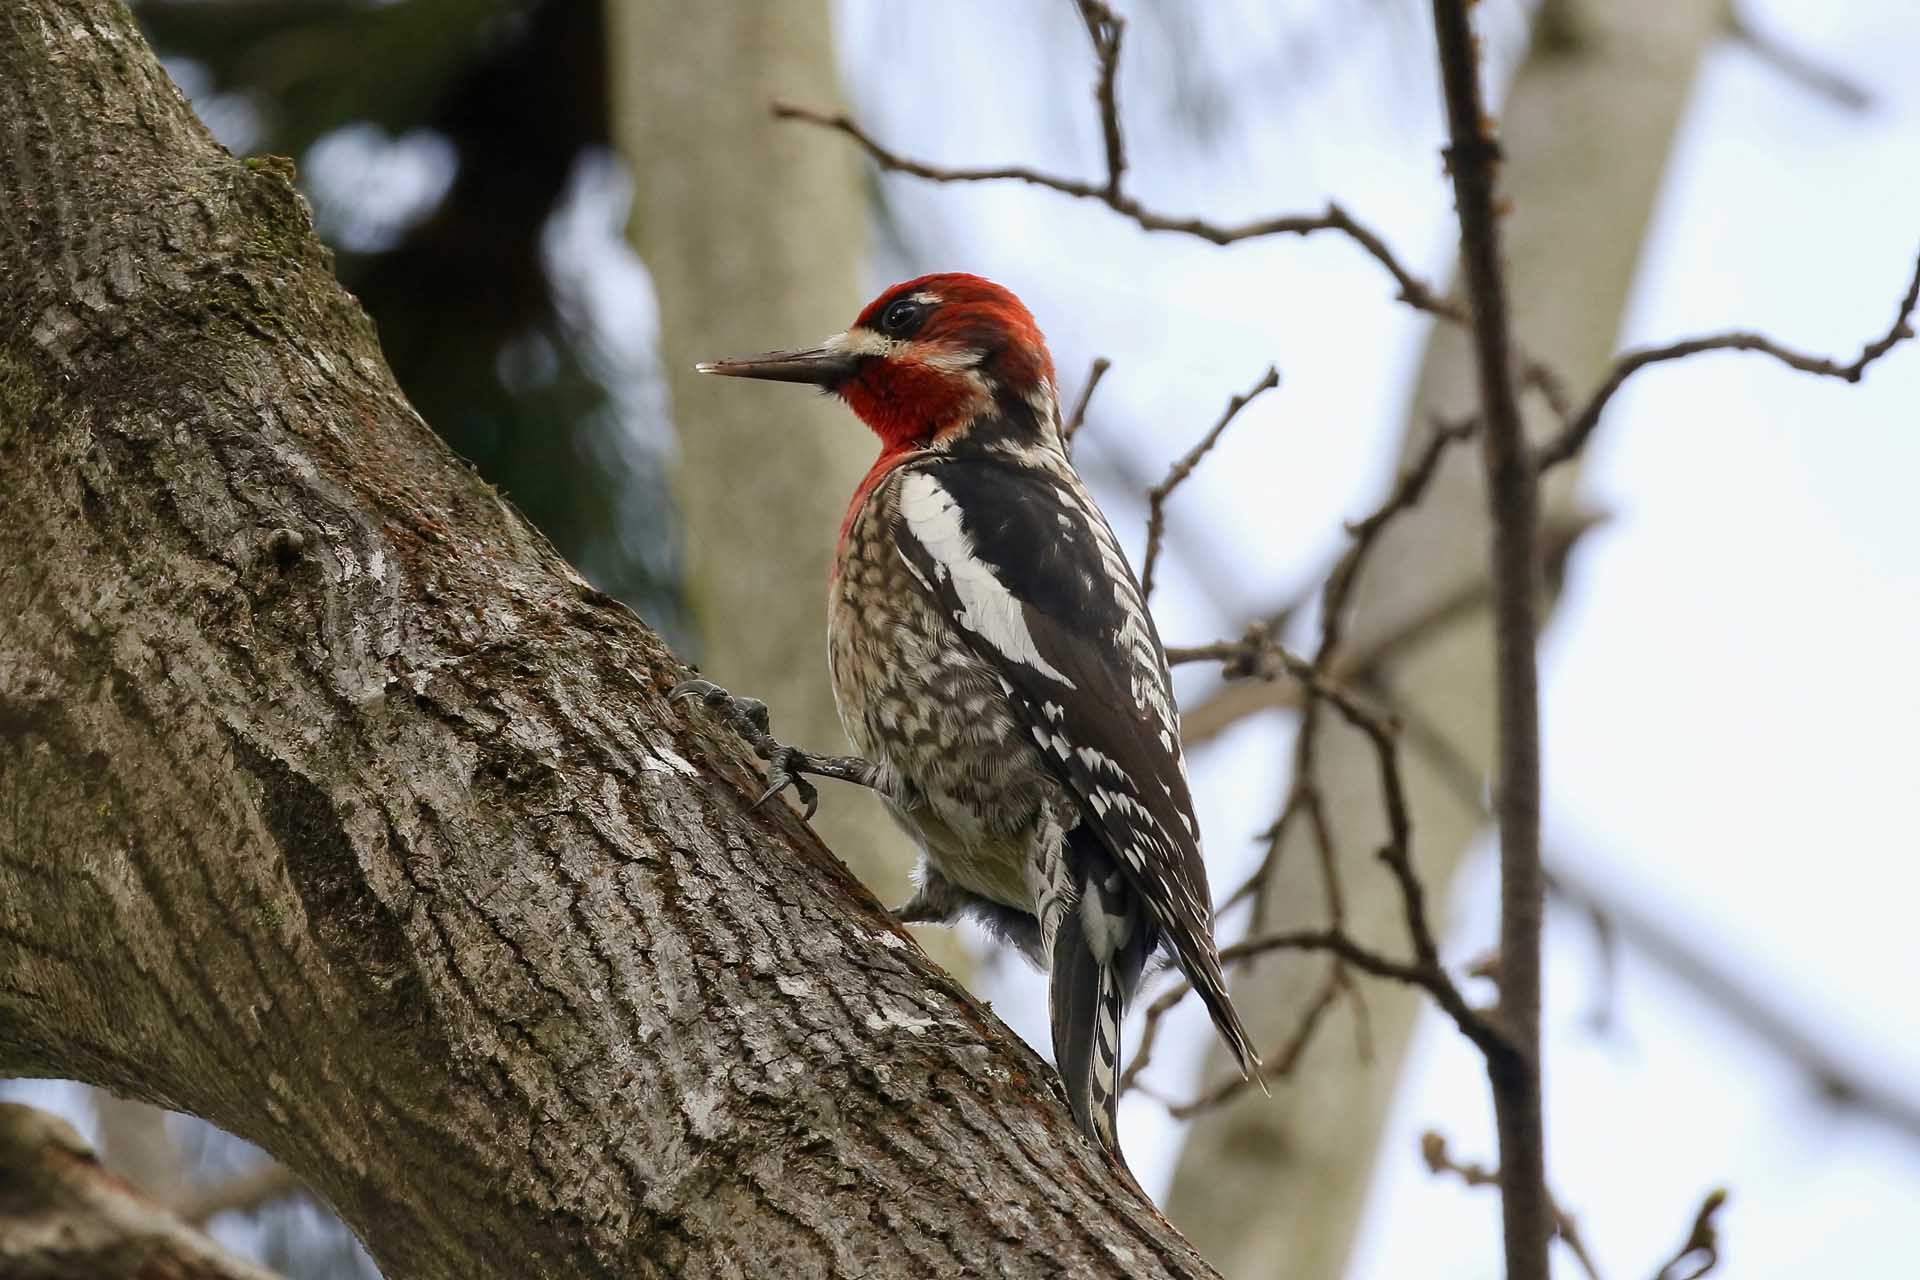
[829, 563, 1056, 913]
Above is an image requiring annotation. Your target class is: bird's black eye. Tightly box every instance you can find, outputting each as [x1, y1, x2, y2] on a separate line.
[879, 297, 925, 337]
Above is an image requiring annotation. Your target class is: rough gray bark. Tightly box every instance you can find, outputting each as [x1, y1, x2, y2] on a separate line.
[0, 4, 1214, 1277]
[1165, 3, 1729, 1276]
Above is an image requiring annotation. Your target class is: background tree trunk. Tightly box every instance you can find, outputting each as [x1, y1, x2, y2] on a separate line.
[1164, 3, 1728, 1276]
[603, 3, 969, 973]
[0, 4, 1205, 1276]
[89, 1090, 183, 1201]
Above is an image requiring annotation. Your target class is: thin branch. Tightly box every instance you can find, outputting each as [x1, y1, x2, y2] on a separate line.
[1371, 656, 1920, 1157]
[1157, 411, 1497, 1090]
[1061, 355, 1111, 455]
[1420, 1132, 1606, 1280]
[1141, 366, 1280, 599]
[1120, 917, 1476, 1102]
[1160, 967, 1342, 1118]
[1651, 1189, 1728, 1280]
[771, 101, 1461, 321]
[1728, 9, 1873, 111]
[1165, 415, 1477, 674]
[1536, 250, 1920, 471]
[1278, 651, 1501, 1055]
[1174, 507, 1604, 748]
[1321, 414, 1479, 659]
[1074, 0, 1127, 200]
[1173, 632, 1506, 1057]
[1430, 3, 1550, 1277]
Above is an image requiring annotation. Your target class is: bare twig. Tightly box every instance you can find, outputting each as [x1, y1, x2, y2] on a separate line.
[1728, 9, 1873, 111]
[1321, 414, 1479, 657]
[1074, 0, 1127, 200]
[772, 101, 1461, 322]
[1536, 250, 1920, 471]
[1156, 408, 1495, 1101]
[1178, 630, 1506, 1059]
[1429, 2, 1550, 1275]
[1175, 507, 1604, 748]
[1061, 355, 1111, 455]
[1651, 1189, 1727, 1280]
[1166, 415, 1477, 675]
[1120, 916, 1472, 1101]
[1370, 660, 1920, 1157]
[1141, 366, 1280, 599]
[1160, 968, 1343, 1118]
[1420, 1132, 1606, 1280]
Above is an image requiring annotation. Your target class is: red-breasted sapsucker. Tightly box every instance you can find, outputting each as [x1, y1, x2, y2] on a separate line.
[677, 274, 1259, 1157]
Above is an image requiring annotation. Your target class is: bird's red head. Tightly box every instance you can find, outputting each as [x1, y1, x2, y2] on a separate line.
[697, 273, 1058, 456]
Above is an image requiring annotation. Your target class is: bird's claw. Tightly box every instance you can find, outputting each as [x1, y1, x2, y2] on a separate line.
[671, 678, 772, 738]
[671, 677, 818, 818]
[669, 676, 722, 705]
[754, 746, 821, 820]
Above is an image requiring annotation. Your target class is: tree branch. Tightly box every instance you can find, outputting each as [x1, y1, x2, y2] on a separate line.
[1073, 0, 1127, 200]
[1429, 3, 1551, 1277]
[1062, 355, 1112, 456]
[1419, 1131, 1605, 1280]
[0, 5, 1218, 1276]
[1536, 251, 1920, 471]
[770, 101, 1461, 320]
[1650, 1189, 1727, 1280]
[1141, 366, 1279, 600]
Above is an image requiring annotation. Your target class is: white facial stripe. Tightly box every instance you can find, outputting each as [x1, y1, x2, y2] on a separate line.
[915, 346, 986, 374]
[898, 472, 1076, 688]
[829, 328, 894, 358]
[827, 324, 984, 379]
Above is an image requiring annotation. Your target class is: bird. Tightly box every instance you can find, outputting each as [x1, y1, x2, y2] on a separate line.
[675, 273, 1259, 1158]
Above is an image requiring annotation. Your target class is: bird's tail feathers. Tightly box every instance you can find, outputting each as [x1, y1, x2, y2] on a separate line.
[1047, 841, 1152, 1156]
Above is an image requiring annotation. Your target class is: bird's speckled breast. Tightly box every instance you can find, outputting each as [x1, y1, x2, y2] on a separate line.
[827, 469, 1062, 913]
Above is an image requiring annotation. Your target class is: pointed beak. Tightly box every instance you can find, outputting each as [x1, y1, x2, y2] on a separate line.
[695, 344, 858, 388]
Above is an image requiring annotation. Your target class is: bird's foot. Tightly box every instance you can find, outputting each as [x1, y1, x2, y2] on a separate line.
[670, 678, 881, 819]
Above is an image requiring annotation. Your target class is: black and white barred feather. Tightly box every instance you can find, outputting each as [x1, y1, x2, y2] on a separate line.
[881, 422, 1262, 1143]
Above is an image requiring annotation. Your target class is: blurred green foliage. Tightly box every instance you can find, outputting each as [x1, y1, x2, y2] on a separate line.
[137, 0, 681, 633]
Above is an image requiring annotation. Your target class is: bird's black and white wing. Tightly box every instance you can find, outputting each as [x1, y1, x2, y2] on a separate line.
[887, 454, 1260, 1093]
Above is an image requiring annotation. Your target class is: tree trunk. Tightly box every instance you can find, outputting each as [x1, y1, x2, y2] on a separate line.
[602, 3, 966, 972]
[89, 1090, 183, 1200]
[0, 4, 1209, 1276]
[1164, 4, 1728, 1277]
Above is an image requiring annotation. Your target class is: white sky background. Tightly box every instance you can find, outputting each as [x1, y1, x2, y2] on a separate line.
[838, 1, 1920, 1276]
